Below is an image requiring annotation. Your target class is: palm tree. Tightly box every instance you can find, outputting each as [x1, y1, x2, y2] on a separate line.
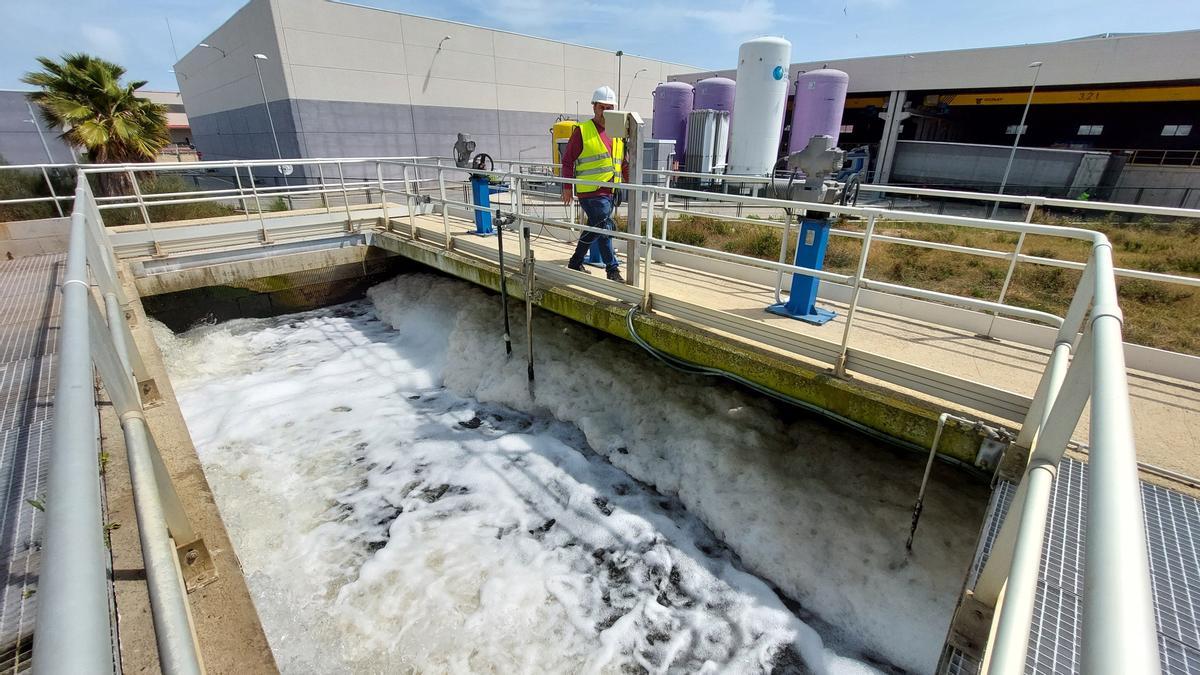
[22, 54, 169, 169]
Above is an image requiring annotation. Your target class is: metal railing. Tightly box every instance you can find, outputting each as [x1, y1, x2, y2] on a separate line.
[34, 173, 205, 674]
[375, 157, 1162, 674]
[7, 155, 1188, 673]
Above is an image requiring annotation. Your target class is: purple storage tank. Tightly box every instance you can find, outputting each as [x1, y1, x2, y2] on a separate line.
[787, 68, 849, 153]
[652, 82, 694, 157]
[693, 77, 736, 113]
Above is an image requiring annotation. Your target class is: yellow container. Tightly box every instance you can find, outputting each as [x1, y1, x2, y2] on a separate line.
[550, 120, 580, 175]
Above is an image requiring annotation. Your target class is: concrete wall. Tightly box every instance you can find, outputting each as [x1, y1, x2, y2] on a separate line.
[0, 91, 76, 165]
[176, 0, 697, 167]
[0, 216, 68, 258]
[672, 30, 1200, 94]
[1111, 165, 1200, 208]
[890, 140, 1108, 196]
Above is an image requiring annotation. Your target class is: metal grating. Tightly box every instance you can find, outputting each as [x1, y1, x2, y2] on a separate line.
[944, 458, 1200, 674]
[0, 254, 62, 672]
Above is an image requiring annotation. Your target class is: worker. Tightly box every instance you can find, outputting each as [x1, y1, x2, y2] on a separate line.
[560, 85, 627, 282]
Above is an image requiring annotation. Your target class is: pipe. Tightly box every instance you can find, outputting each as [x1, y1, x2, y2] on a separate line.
[121, 413, 205, 675]
[496, 207, 512, 356]
[32, 189, 114, 674]
[984, 460, 1056, 675]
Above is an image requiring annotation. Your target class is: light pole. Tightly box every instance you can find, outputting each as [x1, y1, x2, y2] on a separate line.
[623, 68, 647, 108]
[616, 50, 624, 107]
[25, 100, 55, 164]
[252, 53, 288, 190]
[992, 61, 1043, 218]
[198, 42, 227, 58]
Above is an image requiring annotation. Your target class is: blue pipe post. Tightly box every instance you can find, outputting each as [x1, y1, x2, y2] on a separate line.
[469, 175, 494, 235]
[767, 215, 837, 325]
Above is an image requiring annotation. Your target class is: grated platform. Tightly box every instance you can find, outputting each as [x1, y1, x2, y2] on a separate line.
[0, 254, 62, 672]
[946, 458, 1200, 674]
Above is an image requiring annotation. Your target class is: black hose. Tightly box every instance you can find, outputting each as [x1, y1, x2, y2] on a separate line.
[622, 306, 989, 478]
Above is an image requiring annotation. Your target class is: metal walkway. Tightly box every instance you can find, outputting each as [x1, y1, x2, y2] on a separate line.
[0, 254, 61, 672]
[947, 458, 1200, 674]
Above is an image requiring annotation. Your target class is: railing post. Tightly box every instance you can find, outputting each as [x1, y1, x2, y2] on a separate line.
[438, 165, 451, 250]
[660, 173, 672, 246]
[127, 168, 164, 257]
[41, 166, 64, 217]
[244, 165, 271, 244]
[984, 201, 1037, 337]
[232, 167, 251, 221]
[834, 213, 876, 376]
[336, 161, 353, 226]
[376, 162, 388, 232]
[404, 165, 418, 239]
[316, 163, 330, 213]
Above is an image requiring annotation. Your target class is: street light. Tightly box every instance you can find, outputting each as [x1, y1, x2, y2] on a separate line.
[616, 50, 624, 106]
[198, 42, 227, 58]
[252, 53, 285, 173]
[992, 61, 1043, 218]
[623, 68, 647, 108]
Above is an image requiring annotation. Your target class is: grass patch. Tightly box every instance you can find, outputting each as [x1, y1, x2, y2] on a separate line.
[649, 212, 1199, 355]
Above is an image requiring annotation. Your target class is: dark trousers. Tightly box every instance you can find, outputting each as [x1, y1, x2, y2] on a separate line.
[568, 194, 618, 271]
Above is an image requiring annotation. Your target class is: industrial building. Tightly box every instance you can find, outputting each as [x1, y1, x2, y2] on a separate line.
[671, 30, 1200, 206]
[0, 89, 193, 164]
[173, 0, 696, 174]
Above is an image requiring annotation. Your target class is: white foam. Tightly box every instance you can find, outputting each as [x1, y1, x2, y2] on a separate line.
[157, 273, 987, 673]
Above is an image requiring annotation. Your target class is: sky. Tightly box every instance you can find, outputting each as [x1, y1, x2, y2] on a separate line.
[2, 0, 1199, 92]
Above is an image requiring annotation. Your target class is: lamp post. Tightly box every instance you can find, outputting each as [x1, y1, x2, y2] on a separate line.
[25, 100, 55, 164]
[198, 42, 227, 58]
[624, 68, 647, 108]
[992, 61, 1043, 218]
[616, 50, 624, 106]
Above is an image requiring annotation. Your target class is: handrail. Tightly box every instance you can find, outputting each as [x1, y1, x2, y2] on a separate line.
[34, 173, 204, 674]
[377, 156, 1162, 675]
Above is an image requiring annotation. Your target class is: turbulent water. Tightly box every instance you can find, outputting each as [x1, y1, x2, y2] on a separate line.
[154, 273, 987, 674]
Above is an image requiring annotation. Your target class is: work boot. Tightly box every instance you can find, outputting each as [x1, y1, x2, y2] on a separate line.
[568, 262, 592, 275]
[606, 267, 624, 283]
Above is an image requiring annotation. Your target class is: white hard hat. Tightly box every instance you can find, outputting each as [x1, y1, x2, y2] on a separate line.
[591, 85, 617, 106]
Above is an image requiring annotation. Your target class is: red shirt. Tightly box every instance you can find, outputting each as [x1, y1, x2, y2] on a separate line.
[560, 119, 629, 198]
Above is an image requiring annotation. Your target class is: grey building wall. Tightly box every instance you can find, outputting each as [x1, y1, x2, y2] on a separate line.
[0, 91, 75, 165]
[890, 140, 1109, 197]
[1111, 166, 1200, 209]
[176, 0, 689, 171]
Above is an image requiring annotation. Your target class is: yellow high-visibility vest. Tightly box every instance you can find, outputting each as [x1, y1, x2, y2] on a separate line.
[573, 120, 623, 194]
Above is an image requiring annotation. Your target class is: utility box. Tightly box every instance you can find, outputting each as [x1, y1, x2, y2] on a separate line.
[640, 139, 676, 186]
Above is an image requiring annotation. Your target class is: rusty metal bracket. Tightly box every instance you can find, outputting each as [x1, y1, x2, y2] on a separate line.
[175, 538, 218, 592]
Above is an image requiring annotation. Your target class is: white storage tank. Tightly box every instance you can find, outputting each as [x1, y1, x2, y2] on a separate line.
[727, 37, 792, 177]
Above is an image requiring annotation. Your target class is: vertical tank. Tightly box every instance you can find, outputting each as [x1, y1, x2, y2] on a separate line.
[727, 37, 792, 176]
[693, 77, 736, 113]
[788, 69, 850, 154]
[651, 82, 694, 158]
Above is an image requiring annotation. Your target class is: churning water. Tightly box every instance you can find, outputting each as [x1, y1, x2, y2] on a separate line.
[154, 273, 987, 674]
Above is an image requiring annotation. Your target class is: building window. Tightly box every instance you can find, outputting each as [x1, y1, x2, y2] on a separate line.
[1162, 124, 1193, 137]
[1077, 124, 1103, 136]
[1005, 124, 1028, 135]
[839, 124, 854, 134]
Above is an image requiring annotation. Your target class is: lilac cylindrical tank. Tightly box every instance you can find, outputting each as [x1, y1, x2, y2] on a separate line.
[652, 82, 694, 157]
[787, 69, 850, 153]
[693, 77, 736, 113]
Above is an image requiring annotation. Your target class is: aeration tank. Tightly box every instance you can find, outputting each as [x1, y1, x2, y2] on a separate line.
[693, 77, 736, 113]
[652, 82, 694, 158]
[726, 37, 792, 177]
[788, 69, 850, 154]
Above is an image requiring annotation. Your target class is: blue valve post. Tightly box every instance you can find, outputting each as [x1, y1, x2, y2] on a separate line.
[469, 175, 494, 235]
[766, 216, 837, 325]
